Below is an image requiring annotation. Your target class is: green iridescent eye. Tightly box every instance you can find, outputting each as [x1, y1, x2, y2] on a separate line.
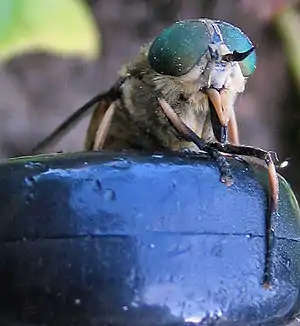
[215, 20, 256, 77]
[148, 19, 256, 77]
[148, 20, 210, 77]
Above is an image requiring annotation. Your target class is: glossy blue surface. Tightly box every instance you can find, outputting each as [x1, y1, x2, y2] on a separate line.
[0, 151, 299, 326]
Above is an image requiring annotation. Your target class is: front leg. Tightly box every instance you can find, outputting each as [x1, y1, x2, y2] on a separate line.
[158, 96, 278, 289]
[210, 142, 278, 289]
[158, 97, 233, 186]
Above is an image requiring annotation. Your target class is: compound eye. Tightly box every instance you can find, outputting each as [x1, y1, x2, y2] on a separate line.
[216, 20, 256, 77]
[148, 19, 256, 78]
[148, 20, 210, 77]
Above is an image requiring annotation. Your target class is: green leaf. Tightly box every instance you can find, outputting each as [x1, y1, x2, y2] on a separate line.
[0, 0, 100, 61]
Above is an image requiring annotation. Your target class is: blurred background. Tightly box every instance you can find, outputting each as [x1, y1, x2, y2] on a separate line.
[2, 0, 299, 181]
[1, 4, 300, 195]
[1, 0, 300, 325]
[1, 1, 300, 200]
[0, 0, 300, 183]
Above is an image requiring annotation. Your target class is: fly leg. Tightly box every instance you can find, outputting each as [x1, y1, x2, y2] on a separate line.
[210, 142, 278, 289]
[158, 96, 278, 289]
[158, 97, 233, 186]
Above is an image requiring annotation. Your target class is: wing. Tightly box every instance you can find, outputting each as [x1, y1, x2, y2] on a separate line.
[30, 77, 126, 155]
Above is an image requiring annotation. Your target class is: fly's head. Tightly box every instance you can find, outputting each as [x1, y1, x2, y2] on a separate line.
[148, 18, 256, 143]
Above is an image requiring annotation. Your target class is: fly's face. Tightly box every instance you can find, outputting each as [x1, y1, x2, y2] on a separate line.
[201, 43, 245, 92]
[181, 40, 244, 93]
[148, 19, 256, 143]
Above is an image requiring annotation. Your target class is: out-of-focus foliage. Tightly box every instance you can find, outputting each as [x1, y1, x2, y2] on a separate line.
[241, 0, 300, 91]
[276, 7, 300, 91]
[240, 0, 297, 21]
[0, 0, 100, 62]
